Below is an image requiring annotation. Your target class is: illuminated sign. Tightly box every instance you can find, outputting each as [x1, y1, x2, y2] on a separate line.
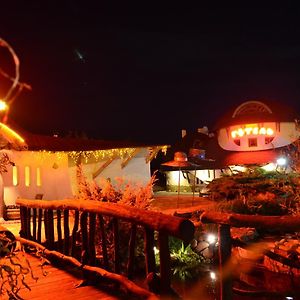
[231, 126, 274, 139]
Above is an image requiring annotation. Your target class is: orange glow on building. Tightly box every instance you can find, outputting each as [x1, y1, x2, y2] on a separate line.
[0, 122, 25, 143]
[231, 125, 274, 139]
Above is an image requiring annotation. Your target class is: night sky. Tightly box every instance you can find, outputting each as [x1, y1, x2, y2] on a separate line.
[1, 3, 300, 145]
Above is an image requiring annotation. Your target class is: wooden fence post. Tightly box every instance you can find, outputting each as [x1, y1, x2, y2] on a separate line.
[218, 224, 233, 300]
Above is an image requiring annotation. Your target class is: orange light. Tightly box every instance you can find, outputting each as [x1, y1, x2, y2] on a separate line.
[266, 128, 274, 136]
[244, 127, 252, 135]
[252, 127, 259, 135]
[259, 127, 267, 135]
[230, 125, 275, 139]
[0, 100, 8, 111]
[237, 128, 244, 137]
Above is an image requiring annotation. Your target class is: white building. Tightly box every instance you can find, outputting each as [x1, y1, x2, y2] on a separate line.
[162, 100, 300, 193]
[0, 122, 168, 220]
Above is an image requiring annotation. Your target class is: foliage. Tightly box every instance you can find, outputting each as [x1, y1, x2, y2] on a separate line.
[207, 167, 300, 215]
[153, 237, 207, 281]
[76, 164, 157, 271]
[0, 234, 38, 299]
[76, 164, 157, 209]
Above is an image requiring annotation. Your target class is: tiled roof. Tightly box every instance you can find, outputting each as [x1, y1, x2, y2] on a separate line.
[6, 122, 167, 151]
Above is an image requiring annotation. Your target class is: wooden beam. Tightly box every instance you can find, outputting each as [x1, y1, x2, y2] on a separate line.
[92, 157, 115, 179]
[121, 148, 140, 169]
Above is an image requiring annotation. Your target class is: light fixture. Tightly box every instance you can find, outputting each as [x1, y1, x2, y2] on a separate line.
[276, 157, 287, 166]
[0, 100, 8, 111]
[206, 233, 217, 245]
[210, 271, 216, 280]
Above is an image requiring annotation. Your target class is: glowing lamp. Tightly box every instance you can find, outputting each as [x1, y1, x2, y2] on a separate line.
[252, 127, 259, 135]
[266, 128, 274, 136]
[206, 233, 217, 245]
[277, 157, 287, 166]
[210, 272, 216, 280]
[259, 127, 267, 135]
[237, 128, 244, 137]
[0, 100, 8, 111]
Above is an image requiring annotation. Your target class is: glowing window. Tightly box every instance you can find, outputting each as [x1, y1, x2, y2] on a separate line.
[233, 139, 241, 146]
[36, 167, 42, 187]
[248, 138, 257, 147]
[25, 166, 30, 187]
[265, 136, 274, 144]
[12, 166, 18, 186]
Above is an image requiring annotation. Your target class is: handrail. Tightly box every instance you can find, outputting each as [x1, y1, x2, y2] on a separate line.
[16, 198, 195, 299]
[17, 198, 194, 241]
[201, 211, 300, 231]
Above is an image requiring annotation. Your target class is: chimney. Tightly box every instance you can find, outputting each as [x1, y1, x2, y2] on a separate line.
[181, 129, 187, 138]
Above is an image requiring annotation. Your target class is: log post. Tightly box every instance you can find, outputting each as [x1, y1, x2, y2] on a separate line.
[19, 206, 26, 238]
[26, 207, 31, 240]
[71, 210, 79, 257]
[44, 209, 49, 248]
[144, 227, 156, 275]
[113, 218, 120, 274]
[158, 232, 171, 295]
[37, 208, 42, 243]
[127, 223, 137, 279]
[32, 208, 37, 241]
[57, 210, 63, 252]
[80, 211, 89, 264]
[98, 214, 109, 270]
[88, 212, 96, 265]
[218, 224, 233, 300]
[63, 209, 70, 255]
[47, 210, 55, 250]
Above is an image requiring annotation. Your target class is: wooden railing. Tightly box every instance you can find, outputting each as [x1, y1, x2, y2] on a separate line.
[200, 211, 300, 300]
[16, 198, 195, 299]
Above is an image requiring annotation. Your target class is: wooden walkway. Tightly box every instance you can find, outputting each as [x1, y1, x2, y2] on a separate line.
[15, 253, 127, 300]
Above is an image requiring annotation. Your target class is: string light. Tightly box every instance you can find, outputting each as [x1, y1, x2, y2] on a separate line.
[30, 146, 168, 165]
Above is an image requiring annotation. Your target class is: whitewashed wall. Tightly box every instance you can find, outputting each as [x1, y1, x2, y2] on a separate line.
[1, 150, 73, 205]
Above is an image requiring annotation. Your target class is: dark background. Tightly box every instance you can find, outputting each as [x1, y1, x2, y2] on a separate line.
[1, 2, 300, 145]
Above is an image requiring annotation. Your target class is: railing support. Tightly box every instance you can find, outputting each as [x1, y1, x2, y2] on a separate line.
[218, 224, 232, 300]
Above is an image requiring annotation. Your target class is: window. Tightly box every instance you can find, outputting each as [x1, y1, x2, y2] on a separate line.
[248, 138, 258, 147]
[36, 167, 42, 187]
[12, 166, 18, 186]
[265, 136, 274, 144]
[25, 166, 30, 187]
[233, 139, 241, 146]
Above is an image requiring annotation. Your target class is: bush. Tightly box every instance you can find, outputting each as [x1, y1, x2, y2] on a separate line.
[207, 167, 300, 216]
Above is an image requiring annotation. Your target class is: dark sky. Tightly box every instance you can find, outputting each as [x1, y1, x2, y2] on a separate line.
[1, 3, 300, 144]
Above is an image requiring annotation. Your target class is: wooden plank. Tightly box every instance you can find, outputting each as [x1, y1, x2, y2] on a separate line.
[18, 254, 120, 300]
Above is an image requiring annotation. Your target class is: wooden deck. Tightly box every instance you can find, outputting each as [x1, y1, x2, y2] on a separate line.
[15, 253, 127, 300]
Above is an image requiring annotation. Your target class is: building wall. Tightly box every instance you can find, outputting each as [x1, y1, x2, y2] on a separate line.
[1, 150, 72, 205]
[0, 147, 152, 205]
[68, 148, 152, 196]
